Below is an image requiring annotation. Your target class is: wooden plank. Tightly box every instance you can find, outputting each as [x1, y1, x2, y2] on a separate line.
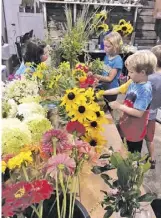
[136, 30, 156, 38]
[135, 39, 156, 45]
[139, 9, 153, 16]
[136, 23, 155, 30]
[137, 15, 155, 23]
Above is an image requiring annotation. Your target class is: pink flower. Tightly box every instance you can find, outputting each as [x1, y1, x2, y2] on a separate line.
[108, 188, 119, 196]
[74, 140, 99, 163]
[45, 153, 76, 178]
[42, 129, 71, 154]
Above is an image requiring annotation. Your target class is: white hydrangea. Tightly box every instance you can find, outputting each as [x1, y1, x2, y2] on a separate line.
[17, 102, 46, 119]
[4, 78, 39, 104]
[7, 99, 18, 118]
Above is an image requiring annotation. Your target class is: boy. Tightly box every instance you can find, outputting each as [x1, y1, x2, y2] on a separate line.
[145, 45, 161, 168]
[102, 50, 157, 153]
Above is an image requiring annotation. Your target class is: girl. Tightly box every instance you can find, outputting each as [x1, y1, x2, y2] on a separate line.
[15, 40, 48, 75]
[95, 32, 123, 110]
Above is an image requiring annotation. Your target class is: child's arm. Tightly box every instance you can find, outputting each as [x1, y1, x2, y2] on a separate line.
[118, 79, 132, 94]
[95, 69, 117, 82]
[109, 101, 144, 118]
[104, 87, 120, 95]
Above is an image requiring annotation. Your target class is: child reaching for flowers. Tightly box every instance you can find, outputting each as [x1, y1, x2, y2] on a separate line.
[100, 50, 157, 154]
[89, 32, 123, 110]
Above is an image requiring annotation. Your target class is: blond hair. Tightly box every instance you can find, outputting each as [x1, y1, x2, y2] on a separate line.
[125, 50, 157, 75]
[104, 31, 122, 55]
[151, 45, 161, 68]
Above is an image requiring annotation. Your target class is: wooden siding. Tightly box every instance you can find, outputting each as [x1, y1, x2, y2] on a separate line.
[46, 0, 157, 48]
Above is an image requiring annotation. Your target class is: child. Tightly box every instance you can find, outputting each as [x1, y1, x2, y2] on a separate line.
[102, 50, 157, 153]
[145, 45, 161, 168]
[93, 32, 123, 108]
[15, 40, 48, 75]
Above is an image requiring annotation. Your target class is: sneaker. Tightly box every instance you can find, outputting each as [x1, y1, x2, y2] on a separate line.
[150, 160, 156, 169]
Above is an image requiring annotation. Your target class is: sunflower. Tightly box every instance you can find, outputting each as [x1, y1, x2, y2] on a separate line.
[120, 23, 133, 36]
[95, 10, 107, 21]
[118, 19, 126, 26]
[85, 88, 95, 102]
[68, 102, 98, 123]
[33, 71, 43, 79]
[95, 110, 109, 124]
[84, 119, 103, 134]
[83, 133, 107, 153]
[96, 24, 109, 33]
[61, 88, 86, 111]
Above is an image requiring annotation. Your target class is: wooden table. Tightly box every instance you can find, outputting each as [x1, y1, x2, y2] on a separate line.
[79, 114, 156, 218]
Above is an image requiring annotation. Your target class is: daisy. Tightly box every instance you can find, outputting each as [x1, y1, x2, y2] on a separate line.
[45, 153, 76, 178]
[68, 102, 97, 123]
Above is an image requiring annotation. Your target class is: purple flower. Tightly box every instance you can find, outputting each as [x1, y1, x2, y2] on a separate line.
[8, 74, 21, 81]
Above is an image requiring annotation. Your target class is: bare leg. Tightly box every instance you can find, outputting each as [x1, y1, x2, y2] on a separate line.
[146, 140, 155, 160]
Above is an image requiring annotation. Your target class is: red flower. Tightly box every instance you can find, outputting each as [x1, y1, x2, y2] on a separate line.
[86, 75, 95, 85]
[79, 75, 95, 88]
[66, 121, 86, 136]
[2, 180, 53, 217]
[28, 180, 53, 203]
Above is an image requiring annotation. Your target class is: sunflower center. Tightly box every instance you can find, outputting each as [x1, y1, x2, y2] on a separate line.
[67, 92, 75, 100]
[122, 26, 127, 31]
[78, 106, 85, 113]
[120, 22, 124, 25]
[90, 140, 97, 147]
[96, 111, 100, 117]
[91, 121, 97, 127]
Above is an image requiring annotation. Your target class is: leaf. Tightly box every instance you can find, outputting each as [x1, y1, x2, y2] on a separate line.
[101, 174, 113, 188]
[141, 161, 151, 173]
[91, 164, 115, 174]
[110, 152, 124, 168]
[103, 206, 114, 218]
[138, 193, 157, 202]
[99, 153, 110, 159]
[117, 161, 130, 188]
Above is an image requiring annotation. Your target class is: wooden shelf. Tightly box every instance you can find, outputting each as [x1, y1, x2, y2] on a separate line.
[40, 0, 143, 8]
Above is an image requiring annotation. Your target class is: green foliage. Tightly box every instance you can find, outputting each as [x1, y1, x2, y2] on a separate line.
[92, 150, 157, 217]
[88, 58, 104, 75]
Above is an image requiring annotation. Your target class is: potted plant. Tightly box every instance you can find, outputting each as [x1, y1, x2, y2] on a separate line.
[92, 149, 157, 218]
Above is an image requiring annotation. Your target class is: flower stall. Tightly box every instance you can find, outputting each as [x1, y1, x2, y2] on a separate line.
[1, 4, 158, 218]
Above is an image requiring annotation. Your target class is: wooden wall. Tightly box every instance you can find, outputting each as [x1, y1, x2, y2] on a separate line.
[46, 0, 156, 48]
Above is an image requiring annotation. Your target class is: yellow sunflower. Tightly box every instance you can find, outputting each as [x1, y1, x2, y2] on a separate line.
[84, 119, 103, 134]
[83, 133, 107, 153]
[85, 88, 95, 102]
[120, 23, 133, 36]
[68, 102, 98, 123]
[37, 62, 48, 71]
[118, 19, 126, 26]
[97, 24, 109, 33]
[95, 10, 107, 21]
[61, 88, 86, 111]
[95, 110, 109, 124]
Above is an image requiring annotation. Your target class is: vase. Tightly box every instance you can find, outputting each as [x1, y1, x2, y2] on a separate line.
[22, 194, 90, 218]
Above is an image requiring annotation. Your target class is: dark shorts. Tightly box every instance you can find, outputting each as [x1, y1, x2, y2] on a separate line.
[103, 95, 118, 112]
[145, 120, 156, 142]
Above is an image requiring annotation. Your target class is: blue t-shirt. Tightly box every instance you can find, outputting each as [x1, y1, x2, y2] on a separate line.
[119, 81, 152, 142]
[15, 62, 35, 75]
[100, 55, 123, 90]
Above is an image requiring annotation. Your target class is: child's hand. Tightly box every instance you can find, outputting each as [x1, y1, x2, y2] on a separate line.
[95, 74, 101, 80]
[93, 78, 99, 88]
[109, 101, 121, 110]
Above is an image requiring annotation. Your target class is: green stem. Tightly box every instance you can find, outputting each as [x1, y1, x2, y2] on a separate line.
[56, 172, 61, 218]
[31, 205, 42, 218]
[68, 181, 73, 218]
[22, 164, 29, 182]
[71, 176, 78, 218]
[39, 201, 43, 218]
[52, 138, 57, 156]
[59, 171, 67, 218]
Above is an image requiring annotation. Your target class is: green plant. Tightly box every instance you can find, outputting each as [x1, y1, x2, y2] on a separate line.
[88, 58, 104, 75]
[61, 6, 108, 69]
[92, 151, 157, 218]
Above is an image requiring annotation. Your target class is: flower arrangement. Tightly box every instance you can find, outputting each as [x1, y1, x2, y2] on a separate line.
[61, 87, 108, 153]
[92, 150, 157, 218]
[112, 19, 133, 37]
